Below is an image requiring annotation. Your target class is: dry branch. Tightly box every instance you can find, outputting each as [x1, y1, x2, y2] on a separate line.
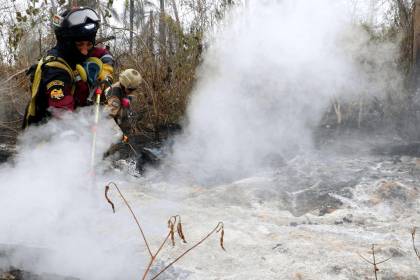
[149, 222, 225, 280]
[105, 182, 153, 258]
[358, 244, 392, 280]
[105, 182, 225, 280]
[96, 35, 116, 45]
[3, 68, 27, 84]
[411, 227, 420, 261]
[104, 185, 115, 213]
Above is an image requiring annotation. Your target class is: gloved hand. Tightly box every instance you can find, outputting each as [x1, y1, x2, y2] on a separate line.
[99, 64, 114, 83]
[121, 97, 131, 108]
[100, 75, 113, 91]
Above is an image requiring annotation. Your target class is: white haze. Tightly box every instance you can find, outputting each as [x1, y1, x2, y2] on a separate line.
[0, 109, 170, 279]
[0, 0, 405, 279]
[162, 0, 403, 184]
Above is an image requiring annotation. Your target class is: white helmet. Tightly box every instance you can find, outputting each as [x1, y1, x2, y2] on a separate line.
[119, 69, 142, 90]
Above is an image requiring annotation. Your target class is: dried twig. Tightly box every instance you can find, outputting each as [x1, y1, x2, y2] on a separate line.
[96, 35, 116, 45]
[175, 215, 187, 243]
[3, 68, 27, 84]
[105, 182, 225, 280]
[150, 222, 225, 280]
[218, 224, 225, 251]
[411, 227, 420, 261]
[142, 217, 177, 280]
[105, 182, 153, 258]
[168, 216, 176, 246]
[104, 185, 115, 213]
[358, 244, 392, 280]
[141, 232, 172, 280]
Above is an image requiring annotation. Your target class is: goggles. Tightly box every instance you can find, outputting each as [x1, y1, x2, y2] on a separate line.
[62, 8, 100, 28]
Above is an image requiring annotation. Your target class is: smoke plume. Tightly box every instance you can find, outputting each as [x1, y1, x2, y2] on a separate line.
[0, 109, 158, 279]
[162, 0, 402, 184]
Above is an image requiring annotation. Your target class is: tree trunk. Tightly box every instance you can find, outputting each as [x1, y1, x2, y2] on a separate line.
[197, 0, 204, 30]
[333, 99, 342, 125]
[139, 0, 145, 30]
[411, 0, 420, 96]
[129, 0, 134, 54]
[171, 0, 180, 28]
[358, 97, 363, 129]
[159, 0, 166, 57]
[50, 0, 57, 16]
[170, 0, 182, 52]
[413, 0, 420, 65]
[147, 10, 155, 54]
[38, 28, 42, 57]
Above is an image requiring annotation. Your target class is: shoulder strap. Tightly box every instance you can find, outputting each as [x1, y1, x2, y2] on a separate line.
[25, 55, 75, 124]
[26, 57, 48, 120]
[43, 56, 75, 81]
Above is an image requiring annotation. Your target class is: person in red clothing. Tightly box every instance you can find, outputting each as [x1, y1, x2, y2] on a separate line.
[73, 42, 114, 107]
[23, 7, 114, 128]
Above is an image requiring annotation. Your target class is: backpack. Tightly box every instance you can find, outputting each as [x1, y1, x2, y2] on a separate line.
[22, 56, 86, 129]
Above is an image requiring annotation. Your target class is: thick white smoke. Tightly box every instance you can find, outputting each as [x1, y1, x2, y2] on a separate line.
[163, 0, 402, 184]
[0, 0, 404, 278]
[0, 109, 163, 279]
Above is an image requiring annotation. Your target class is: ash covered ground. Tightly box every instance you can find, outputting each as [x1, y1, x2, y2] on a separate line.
[105, 134, 420, 280]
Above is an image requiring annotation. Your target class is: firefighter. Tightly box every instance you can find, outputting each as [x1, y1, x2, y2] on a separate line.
[104, 68, 143, 137]
[23, 7, 114, 128]
[103, 69, 159, 172]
